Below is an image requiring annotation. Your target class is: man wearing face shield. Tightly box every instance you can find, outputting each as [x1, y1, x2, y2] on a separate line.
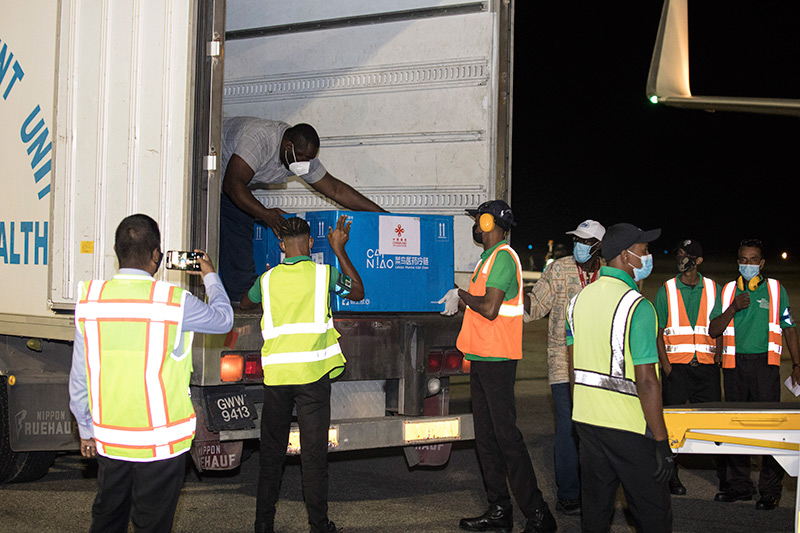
[446, 200, 557, 533]
[708, 239, 800, 511]
[522, 219, 605, 517]
[566, 223, 673, 532]
[219, 117, 385, 302]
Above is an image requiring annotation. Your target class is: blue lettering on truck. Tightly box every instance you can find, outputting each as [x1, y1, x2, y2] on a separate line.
[1, 37, 52, 200]
[0, 221, 48, 265]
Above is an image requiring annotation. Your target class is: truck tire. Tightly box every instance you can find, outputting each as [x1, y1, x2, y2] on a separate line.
[0, 377, 56, 483]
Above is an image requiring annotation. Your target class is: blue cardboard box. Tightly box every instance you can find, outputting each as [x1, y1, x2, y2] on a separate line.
[253, 211, 454, 312]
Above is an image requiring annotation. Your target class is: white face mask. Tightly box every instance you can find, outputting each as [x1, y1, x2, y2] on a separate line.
[286, 144, 311, 176]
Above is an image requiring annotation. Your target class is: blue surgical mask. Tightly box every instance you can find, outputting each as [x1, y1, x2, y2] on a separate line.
[573, 242, 593, 264]
[739, 264, 760, 281]
[628, 250, 653, 282]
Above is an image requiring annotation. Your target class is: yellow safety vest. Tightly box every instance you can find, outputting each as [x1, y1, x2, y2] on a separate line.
[75, 274, 195, 461]
[568, 275, 650, 435]
[259, 261, 345, 386]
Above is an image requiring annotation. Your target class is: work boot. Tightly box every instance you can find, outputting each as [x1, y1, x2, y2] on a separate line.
[310, 520, 341, 533]
[254, 522, 273, 533]
[668, 469, 686, 495]
[459, 504, 513, 532]
[523, 503, 558, 533]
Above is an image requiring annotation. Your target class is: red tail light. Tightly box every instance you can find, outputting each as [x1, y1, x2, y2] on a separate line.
[244, 353, 263, 381]
[428, 350, 444, 373]
[444, 349, 463, 372]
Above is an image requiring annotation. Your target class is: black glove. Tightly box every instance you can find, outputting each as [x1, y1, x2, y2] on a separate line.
[653, 439, 675, 484]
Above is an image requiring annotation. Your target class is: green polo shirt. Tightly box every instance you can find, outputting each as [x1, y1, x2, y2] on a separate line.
[465, 240, 520, 362]
[566, 266, 658, 367]
[654, 274, 721, 329]
[709, 276, 794, 354]
[246, 256, 346, 304]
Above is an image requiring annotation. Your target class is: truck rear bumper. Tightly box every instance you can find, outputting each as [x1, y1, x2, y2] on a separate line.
[219, 413, 474, 454]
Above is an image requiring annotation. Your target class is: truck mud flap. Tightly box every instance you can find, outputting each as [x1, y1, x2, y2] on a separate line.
[5, 378, 79, 452]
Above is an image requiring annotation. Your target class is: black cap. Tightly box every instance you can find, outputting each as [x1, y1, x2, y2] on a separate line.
[675, 239, 703, 257]
[466, 200, 517, 230]
[601, 223, 661, 261]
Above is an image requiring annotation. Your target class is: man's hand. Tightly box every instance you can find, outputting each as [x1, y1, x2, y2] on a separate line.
[653, 439, 675, 484]
[262, 207, 289, 237]
[661, 360, 672, 377]
[81, 438, 97, 459]
[732, 292, 750, 312]
[437, 288, 461, 316]
[188, 250, 216, 277]
[327, 215, 351, 251]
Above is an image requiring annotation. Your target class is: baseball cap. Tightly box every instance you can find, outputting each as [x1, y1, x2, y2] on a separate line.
[566, 219, 605, 241]
[466, 200, 517, 230]
[675, 239, 703, 257]
[601, 223, 661, 261]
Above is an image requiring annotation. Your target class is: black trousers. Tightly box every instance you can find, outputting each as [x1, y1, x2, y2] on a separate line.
[662, 362, 721, 406]
[256, 375, 332, 532]
[575, 422, 672, 533]
[470, 359, 545, 518]
[91, 453, 186, 533]
[722, 353, 783, 497]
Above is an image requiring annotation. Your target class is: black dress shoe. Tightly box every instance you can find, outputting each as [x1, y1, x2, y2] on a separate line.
[668, 476, 686, 496]
[555, 498, 581, 516]
[756, 495, 781, 510]
[459, 504, 513, 532]
[524, 503, 558, 533]
[714, 489, 753, 503]
[254, 522, 274, 533]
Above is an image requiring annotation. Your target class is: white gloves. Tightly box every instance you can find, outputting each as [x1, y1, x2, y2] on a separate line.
[437, 288, 461, 316]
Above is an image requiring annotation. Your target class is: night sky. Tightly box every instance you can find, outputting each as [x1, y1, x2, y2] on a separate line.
[509, 2, 799, 266]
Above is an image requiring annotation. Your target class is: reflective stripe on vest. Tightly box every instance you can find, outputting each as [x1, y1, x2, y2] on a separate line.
[75, 276, 195, 462]
[260, 262, 345, 385]
[720, 278, 783, 368]
[570, 289, 641, 397]
[662, 277, 717, 364]
[456, 244, 523, 360]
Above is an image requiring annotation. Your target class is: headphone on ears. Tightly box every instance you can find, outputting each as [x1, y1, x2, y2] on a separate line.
[479, 213, 496, 232]
[737, 275, 762, 291]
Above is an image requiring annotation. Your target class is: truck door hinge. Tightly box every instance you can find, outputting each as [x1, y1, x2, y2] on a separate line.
[207, 40, 221, 57]
[204, 154, 218, 171]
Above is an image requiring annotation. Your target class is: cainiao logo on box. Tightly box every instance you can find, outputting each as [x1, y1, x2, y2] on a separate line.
[379, 216, 420, 256]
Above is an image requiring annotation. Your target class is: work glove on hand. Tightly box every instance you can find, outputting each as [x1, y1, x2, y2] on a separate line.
[653, 439, 675, 484]
[437, 288, 461, 316]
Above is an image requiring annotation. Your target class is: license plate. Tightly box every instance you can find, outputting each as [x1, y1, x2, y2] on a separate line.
[204, 386, 257, 431]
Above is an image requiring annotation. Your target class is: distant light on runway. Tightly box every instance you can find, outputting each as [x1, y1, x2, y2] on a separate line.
[782, 252, 788, 260]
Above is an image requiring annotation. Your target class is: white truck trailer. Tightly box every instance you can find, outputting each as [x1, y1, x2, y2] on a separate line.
[0, 0, 514, 482]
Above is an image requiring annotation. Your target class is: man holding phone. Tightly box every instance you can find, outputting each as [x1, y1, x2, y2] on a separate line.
[69, 214, 234, 532]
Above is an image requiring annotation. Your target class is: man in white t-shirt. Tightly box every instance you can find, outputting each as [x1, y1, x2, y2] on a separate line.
[219, 116, 385, 302]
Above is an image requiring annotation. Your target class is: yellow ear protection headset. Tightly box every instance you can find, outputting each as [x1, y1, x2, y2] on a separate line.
[479, 213, 496, 232]
[737, 275, 762, 291]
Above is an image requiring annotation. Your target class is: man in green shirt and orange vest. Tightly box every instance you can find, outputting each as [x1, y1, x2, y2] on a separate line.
[69, 214, 234, 532]
[448, 200, 557, 533]
[567, 223, 673, 532]
[241, 215, 364, 533]
[709, 239, 800, 511]
[654, 239, 723, 496]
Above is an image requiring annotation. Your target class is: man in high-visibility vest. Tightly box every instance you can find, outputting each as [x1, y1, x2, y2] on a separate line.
[241, 215, 364, 533]
[567, 223, 673, 533]
[709, 239, 800, 511]
[654, 239, 723, 496]
[69, 214, 234, 532]
[444, 200, 557, 533]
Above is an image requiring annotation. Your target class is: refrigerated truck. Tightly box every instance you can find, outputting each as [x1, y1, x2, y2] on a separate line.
[0, 0, 514, 482]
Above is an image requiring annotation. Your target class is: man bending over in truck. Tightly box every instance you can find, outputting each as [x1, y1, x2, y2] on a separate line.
[69, 214, 233, 532]
[219, 116, 385, 303]
[241, 215, 364, 533]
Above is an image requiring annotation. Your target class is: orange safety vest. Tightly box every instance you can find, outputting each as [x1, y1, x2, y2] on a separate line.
[720, 278, 783, 368]
[662, 277, 717, 364]
[456, 243, 523, 360]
